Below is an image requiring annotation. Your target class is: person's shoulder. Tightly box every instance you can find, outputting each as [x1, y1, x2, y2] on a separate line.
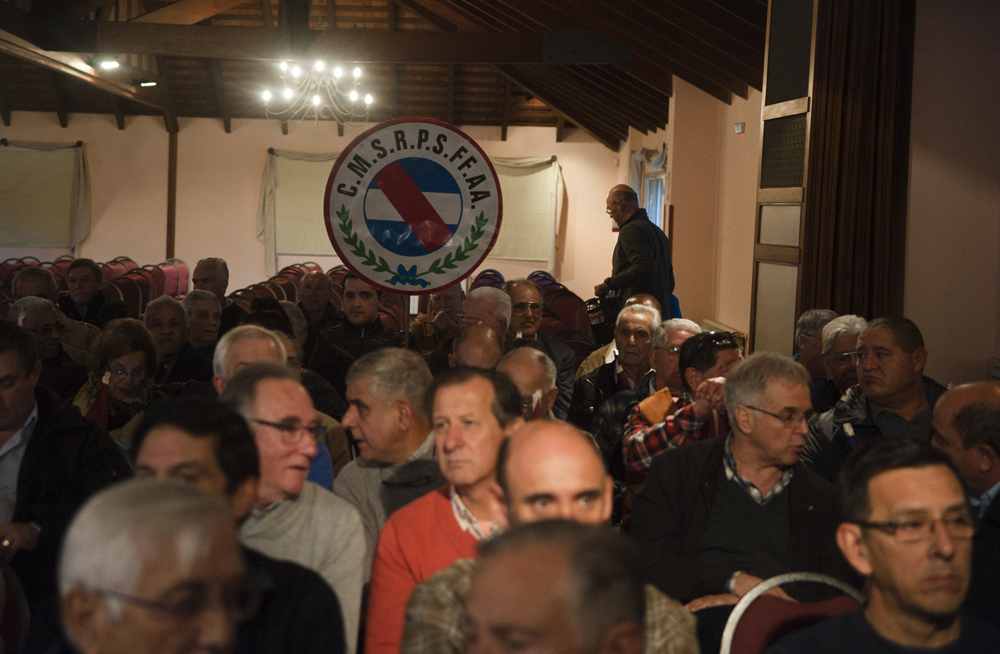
[303, 481, 362, 519]
[385, 484, 450, 527]
[766, 610, 865, 654]
[958, 615, 1000, 646]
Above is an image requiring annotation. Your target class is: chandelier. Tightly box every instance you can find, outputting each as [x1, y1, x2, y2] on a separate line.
[262, 61, 373, 125]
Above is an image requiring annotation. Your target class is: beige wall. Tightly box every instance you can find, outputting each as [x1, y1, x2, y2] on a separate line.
[904, 0, 1000, 385]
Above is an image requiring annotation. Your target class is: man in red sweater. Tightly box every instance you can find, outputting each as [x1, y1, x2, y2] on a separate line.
[365, 367, 524, 654]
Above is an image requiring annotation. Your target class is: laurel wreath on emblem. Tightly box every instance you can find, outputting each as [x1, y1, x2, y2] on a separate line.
[336, 205, 489, 287]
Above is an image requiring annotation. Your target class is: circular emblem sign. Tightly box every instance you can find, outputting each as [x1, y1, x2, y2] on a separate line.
[325, 117, 503, 294]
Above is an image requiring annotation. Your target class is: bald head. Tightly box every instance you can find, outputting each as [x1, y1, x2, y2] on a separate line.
[932, 381, 1000, 495]
[606, 185, 639, 226]
[451, 323, 504, 370]
[497, 347, 558, 420]
[298, 271, 333, 321]
[624, 294, 661, 314]
[497, 420, 612, 526]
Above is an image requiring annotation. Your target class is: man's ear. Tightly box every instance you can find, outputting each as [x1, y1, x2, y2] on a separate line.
[797, 333, 809, 353]
[598, 621, 644, 654]
[396, 399, 413, 430]
[973, 443, 998, 475]
[912, 347, 928, 375]
[733, 404, 754, 435]
[212, 374, 226, 395]
[836, 523, 873, 577]
[544, 387, 560, 412]
[503, 416, 526, 438]
[447, 353, 457, 368]
[683, 367, 701, 394]
[62, 587, 104, 654]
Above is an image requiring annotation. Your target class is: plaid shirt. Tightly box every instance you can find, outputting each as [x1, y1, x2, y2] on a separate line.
[450, 485, 501, 542]
[622, 391, 731, 473]
[722, 435, 793, 505]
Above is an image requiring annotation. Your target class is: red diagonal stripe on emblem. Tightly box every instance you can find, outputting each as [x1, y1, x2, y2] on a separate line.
[373, 161, 454, 251]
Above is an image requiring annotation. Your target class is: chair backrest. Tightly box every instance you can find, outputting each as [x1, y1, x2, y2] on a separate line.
[470, 268, 505, 290]
[159, 262, 180, 297]
[549, 329, 598, 369]
[270, 275, 299, 302]
[720, 572, 865, 654]
[107, 277, 143, 319]
[122, 271, 153, 315]
[166, 258, 189, 296]
[544, 288, 592, 337]
[142, 265, 167, 299]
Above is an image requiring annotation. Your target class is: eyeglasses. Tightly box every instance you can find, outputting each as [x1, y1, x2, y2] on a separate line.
[94, 577, 262, 624]
[854, 513, 977, 544]
[108, 365, 148, 381]
[691, 331, 740, 356]
[23, 323, 64, 337]
[742, 405, 813, 427]
[512, 302, 542, 313]
[825, 351, 857, 366]
[654, 345, 682, 356]
[605, 200, 620, 215]
[253, 418, 326, 443]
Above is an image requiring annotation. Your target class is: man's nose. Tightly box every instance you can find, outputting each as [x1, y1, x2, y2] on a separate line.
[929, 519, 957, 559]
[195, 600, 238, 652]
[341, 405, 359, 429]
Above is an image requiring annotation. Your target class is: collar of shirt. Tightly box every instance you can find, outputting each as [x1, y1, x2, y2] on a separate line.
[614, 363, 637, 390]
[450, 485, 501, 542]
[722, 435, 794, 506]
[868, 398, 933, 432]
[0, 404, 38, 459]
[970, 478, 1000, 518]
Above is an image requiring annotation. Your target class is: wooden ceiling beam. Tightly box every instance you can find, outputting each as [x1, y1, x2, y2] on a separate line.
[497, 64, 625, 150]
[559, 65, 669, 128]
[623, 57, 673, 97]
[210, 59, 231, 133]
[46, 70, 69, 127]
[154, 55, 179, 133]
[582, 65, 672, 112]
[0, 68, 11, 126]
[606, 0, 763, 87]
[55, 0, 115, 19]
[446, 64, 455, 124]
[538, 0, 748, 98]
[706, 0, 768, 31]
[131, 0, 249, 25]
[0, 26, 168, 112]
[108, 94, 125, 130]
[261, 0, 274, 28]
[396, 0, 474, 31]
[500, 76, 510, 140]
[430, 0, 539, 31]
[523, 65, 657, 134]
[658, 0, 766, 49]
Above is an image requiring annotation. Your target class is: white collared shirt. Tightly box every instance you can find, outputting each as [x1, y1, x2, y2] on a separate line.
[0, 404, 38, 523]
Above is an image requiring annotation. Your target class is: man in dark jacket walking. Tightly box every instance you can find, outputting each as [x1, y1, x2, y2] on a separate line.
[595, 185, 675, 317]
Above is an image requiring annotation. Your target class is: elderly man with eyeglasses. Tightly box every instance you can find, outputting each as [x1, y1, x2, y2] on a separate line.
[220, 361, 365, 654]
[632, 352, 855, 654]
[622, 330, 743, 475]
[768, 440, 1000, 653]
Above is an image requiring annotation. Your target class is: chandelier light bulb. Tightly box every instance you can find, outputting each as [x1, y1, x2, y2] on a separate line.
[334, 67, 343, 78]
[315, 61, 324, 71]
[262, 90, 271, 102]
[280, 62, 288, 71]
[291, 66, 301, 77]
[100, 60, 119, 70]
[312, 95, 321, 105]
[349, 90, 358, 102]
[353, 67, 361, 79]
[283, 88, 293, 100]
[365, 94, 373, 105]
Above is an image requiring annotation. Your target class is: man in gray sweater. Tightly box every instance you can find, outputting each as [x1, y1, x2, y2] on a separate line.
[335, 349, 445, 578]
[221, 362, 366, 654]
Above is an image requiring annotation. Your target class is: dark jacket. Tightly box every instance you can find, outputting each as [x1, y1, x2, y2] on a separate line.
[305, 325, 355, 400]
[804, 376, 947, 482]
[630, 436, 853, 603]
[535, 332, 576, 421]
[299, 301, 345, 332]
[326, 316, 407, 357]
[219, 300, 248, 338]
[240, 547, 346, 654]
[810, 378, 843, 413]
[154, 342, 214, 385]
[567, 360, 621, 431]
[964, 497, 1000, 626]
[39, 347, 88, 401]
[301, 369, 348, 421]
[606, 209, 675, 317]
[14, 388, 131, 646]
[57, 290, 132, 329]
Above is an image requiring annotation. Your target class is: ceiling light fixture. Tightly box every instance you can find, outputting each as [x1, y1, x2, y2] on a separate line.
[262, 60, 371, 126]
[99, 59, 119, 70]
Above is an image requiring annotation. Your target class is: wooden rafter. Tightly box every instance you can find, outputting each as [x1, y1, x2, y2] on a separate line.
[56, 0, 116, 19]
[108, 93, 125, 129]
[131, 0, 249, 25]
[209, 59, 231, 133]
[500, 76, 510, 140]
[496, 64, 623, 150]
[46, 70, 68, 127]
[0, 68, 10, 126]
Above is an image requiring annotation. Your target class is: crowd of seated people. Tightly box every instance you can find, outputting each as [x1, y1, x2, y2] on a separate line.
[2, 255, 1000, 654]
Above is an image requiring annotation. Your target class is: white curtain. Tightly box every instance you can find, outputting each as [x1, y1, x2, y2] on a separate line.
[487, 156, 564, 268]
[257, 150, 564, 275]
[0, 139, 91, 251]
[257, 148, 340, 276]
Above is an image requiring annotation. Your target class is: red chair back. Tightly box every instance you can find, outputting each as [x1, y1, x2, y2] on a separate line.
[107, 277, 143, 319]
[271, 276, 299, 302]
[160, 263, 180, 297]
[549, 329, 598, 369]
[122, 271, 153, 315]
[469, 268, 505, 290]
[544, 288, 592, 337]
[728, 595, 861, 654]
[166, 259, 189, 296]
